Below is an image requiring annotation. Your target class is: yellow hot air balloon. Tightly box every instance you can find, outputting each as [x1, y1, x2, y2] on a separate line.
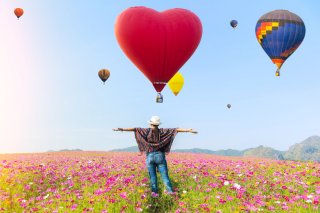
[168, 72, 184, 96]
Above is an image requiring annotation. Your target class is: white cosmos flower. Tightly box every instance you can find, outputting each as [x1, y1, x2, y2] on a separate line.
[224, 181, 230, 186]
[233, 183, 241, 189]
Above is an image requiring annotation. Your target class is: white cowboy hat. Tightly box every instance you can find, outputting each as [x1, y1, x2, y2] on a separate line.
[148, 116, 161, 126]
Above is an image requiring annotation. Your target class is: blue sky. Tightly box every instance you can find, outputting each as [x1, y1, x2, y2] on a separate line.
[0, 0, 320, 153]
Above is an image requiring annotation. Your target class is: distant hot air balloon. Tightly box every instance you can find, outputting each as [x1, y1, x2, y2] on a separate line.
[98, 69, 110, 84]
[227, 104, 231, 109]
[230, 20, 238, 28]
[115, 7, 202, 103]
[255, 10, 306, 77]
[168, 72, 184, 96]
[14, 8, 24, 19]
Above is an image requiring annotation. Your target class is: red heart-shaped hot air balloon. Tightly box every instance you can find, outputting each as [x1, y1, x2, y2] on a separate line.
[115, 7, 202, 94]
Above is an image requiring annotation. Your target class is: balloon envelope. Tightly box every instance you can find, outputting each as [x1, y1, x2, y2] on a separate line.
[115, 7, 202, 93]
[255, 10, 305, 75]
[98, 69, 110, 83]
[168, 72, 184, 96]
[14, 8, 24, 19]
[230, 20, 238, 28]
[227, 104, 231, 109]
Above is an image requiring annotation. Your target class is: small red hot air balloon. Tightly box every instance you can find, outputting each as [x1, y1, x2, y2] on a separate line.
[14, 8, 24, 19]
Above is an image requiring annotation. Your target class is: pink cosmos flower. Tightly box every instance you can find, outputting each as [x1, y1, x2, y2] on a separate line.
[24, 184, 31, 190]
[226, 196, 233, 201]
[219, 199, 226, 204]
[108, 198, 115, 203]
[120, 192, 127, 199]
[123, 177, 132, 184]
[71, 204, 78, 210]
[94, 188, 104, 196]
[136, 207, 143, 212]
[268, 206, 275, 211]
[314, 196, 319, 205]
[208, 182, 218, 188]
[151, 192, 159, 198]
[282, 205, 289, 210]
[141, 178, 148, 183]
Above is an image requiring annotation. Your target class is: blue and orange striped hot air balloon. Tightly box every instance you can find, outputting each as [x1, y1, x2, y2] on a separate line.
[255, 10, 306, 77]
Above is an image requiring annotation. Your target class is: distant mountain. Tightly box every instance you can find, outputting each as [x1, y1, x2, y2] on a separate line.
[173, 148, 244, 156]
[111, 146, 139, 152]
[284, 135, 320, 161]
[109, 135, 320, 162]
[243, 145, 285, 160]
[172, 148, 217, 154]
[214, 149, 246, 156]
[110, 147, 243, 156]
[47, 149, 83, 152]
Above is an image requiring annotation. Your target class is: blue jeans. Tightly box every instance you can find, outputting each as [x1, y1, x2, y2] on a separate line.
[146, 151, 173, 193]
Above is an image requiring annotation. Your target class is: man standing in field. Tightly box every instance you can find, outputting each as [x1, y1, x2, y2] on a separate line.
[113, 115, 197, 196]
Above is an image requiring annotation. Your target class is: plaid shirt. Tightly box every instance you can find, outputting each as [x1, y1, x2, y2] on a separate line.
[134, 128, 178, 153]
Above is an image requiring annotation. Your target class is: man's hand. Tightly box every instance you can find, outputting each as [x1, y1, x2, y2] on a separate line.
[189, 129, 198, 134]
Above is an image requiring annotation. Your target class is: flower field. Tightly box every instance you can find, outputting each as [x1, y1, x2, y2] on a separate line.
[0, 152, 319, 212]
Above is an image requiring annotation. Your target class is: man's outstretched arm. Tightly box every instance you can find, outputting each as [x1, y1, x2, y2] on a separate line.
[177, 128, 198, 134]
[113, 128, 135, 131]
